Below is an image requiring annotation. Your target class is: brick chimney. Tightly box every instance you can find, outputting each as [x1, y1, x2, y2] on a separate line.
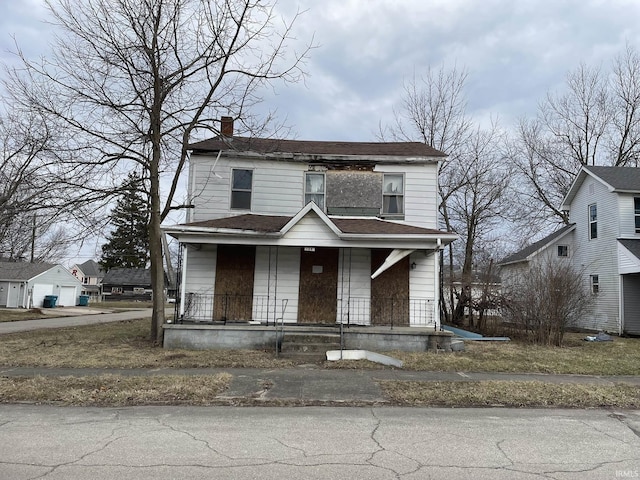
[220, 116, 233, 137]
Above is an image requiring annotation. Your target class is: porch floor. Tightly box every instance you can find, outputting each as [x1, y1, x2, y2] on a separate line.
[163, 322, 454, 353]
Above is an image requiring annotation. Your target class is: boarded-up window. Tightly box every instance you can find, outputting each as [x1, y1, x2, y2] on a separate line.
[326, 170, 381, 216]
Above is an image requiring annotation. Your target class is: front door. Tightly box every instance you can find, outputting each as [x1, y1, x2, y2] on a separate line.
[298, 247, 339, 324]
[214, 245, 256, 321]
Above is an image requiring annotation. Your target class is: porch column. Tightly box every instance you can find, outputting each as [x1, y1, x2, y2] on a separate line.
[179, 243, 188, 318]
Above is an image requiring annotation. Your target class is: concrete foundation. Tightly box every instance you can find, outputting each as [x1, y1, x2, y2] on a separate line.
[163, 323, 453, 352]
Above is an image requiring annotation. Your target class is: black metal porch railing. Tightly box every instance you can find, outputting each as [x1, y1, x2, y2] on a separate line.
[179, 293, 435, 328]
[337, 296, 436, 328]
[181, 293, 275, 324]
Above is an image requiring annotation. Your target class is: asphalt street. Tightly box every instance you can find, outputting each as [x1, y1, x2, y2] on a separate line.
[0, 405, 638, 479]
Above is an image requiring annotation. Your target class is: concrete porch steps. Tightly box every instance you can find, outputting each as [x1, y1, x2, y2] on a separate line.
[279, 332, 341, 361]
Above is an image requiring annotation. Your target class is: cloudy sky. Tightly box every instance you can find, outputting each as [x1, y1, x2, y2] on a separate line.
[1, 0, 640, 263]
[3, 0, 640, 142]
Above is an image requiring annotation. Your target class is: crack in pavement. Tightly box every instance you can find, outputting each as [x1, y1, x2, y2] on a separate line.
[610, 412, 640, 440]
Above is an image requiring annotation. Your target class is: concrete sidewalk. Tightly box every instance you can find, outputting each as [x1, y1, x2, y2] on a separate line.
[2, 365, 639, 404]
[0, 309, 154, 334]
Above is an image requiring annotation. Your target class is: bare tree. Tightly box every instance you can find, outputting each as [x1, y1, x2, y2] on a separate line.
[447, 122, 511, 325]
[6, 0, 311, 343]
[501, 258, 592, 346]
[512, 45, 640, 228]
[0, 99, 101, 262]
[380, 65, 511, 326]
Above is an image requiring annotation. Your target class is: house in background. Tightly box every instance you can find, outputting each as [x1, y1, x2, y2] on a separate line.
[499, 166, 640, 335]
[0, 261, 82, 308]
[163, 117, 456, 351]
[101, 267, 156, 301]
[498, 224, 576, 285]
[70, 260, 104, 301]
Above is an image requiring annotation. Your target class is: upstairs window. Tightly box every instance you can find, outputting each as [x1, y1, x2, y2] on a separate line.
[304, 172, 325, 210]
[382, 174, 404, 216]
[590, 274, 599, 295]
[588, 204, 597, 239]
[557, 245, 568, 257]
[635, 198, 640, 233]
[231, 169, 252, 210]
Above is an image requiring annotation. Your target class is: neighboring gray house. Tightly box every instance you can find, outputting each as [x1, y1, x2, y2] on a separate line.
[163, 117, 457, 329]
[0, 261, 83, 308]
[101, 268, 154, 301]
[69, 260, 104, 299]
[499, 166, 640, 335]
[499, 224, 576, 283]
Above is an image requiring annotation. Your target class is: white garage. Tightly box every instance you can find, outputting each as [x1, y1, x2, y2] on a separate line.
[0, 261, 82, 308]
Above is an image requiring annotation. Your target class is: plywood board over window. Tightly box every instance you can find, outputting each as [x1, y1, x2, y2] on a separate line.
[298, 247, 339, 324]
[371, 249, 409, 326]
[214, 245, 256, 321]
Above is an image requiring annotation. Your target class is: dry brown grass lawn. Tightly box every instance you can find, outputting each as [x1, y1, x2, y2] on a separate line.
[0, 373, 231, 406]
[1, 319, 639, 375]
[0, 309, 49, 322]
[0, 319, 295, 369]
[380, 380, 640, 408]
[392, 333, 640, 376]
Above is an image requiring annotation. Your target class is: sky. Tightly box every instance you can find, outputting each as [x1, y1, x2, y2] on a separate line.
[1, 0, 640, 264]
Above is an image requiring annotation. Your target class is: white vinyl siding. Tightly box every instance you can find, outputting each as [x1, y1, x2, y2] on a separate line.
[375, 163, 438, 228]
[190, 155, 306, 221]
[184, 245, 217, 294]
[337, 249, 371, 325]
[617, 193, 640, 237]
[569, 178, 620, 332]
[253, 246, 300, 324]
[409, 251, 438, 326]
[619, 242, 640, 274]
[280, 212, 338, 246]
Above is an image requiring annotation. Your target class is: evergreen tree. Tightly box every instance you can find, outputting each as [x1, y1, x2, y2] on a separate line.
[100, 173, 150, 271]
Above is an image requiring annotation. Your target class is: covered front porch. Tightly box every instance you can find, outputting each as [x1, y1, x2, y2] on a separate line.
[163, 203, 456, 351]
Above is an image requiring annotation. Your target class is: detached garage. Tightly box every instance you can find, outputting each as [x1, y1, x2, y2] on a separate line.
[0, 261, 83, 308]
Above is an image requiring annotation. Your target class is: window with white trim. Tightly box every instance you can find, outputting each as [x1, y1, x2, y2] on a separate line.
[590, 275, 599, 294]
[304, 172, 325, 209]
[231, 169, 252, 210]
[588, 203, 597, 239]
[635, 197, 640, 233]
[557, 245, 568, 257]
[382, 174, 404, 216]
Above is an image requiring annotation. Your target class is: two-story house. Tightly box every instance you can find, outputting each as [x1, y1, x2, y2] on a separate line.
[163, 118, 456, 350]
[69, 260, 104, 300]
[499, 165, 640, 335]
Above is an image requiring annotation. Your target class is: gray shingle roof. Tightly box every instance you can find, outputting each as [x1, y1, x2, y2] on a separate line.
[585, 166, 640, 192]
[498, 224, 575, 265]
[79, 260, 103, 277]
[0, 261, 56, 281]
[189, 136, 446, 159]
[619, 239, 640, 260]
[102, 268, 151, 286]
[183, 214, 450, 236]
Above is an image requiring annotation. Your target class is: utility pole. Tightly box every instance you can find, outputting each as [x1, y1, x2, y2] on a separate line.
[30, 214, 36, 263]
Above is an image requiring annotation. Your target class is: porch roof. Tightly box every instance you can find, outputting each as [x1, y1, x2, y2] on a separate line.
[180, 214, 449, 236]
